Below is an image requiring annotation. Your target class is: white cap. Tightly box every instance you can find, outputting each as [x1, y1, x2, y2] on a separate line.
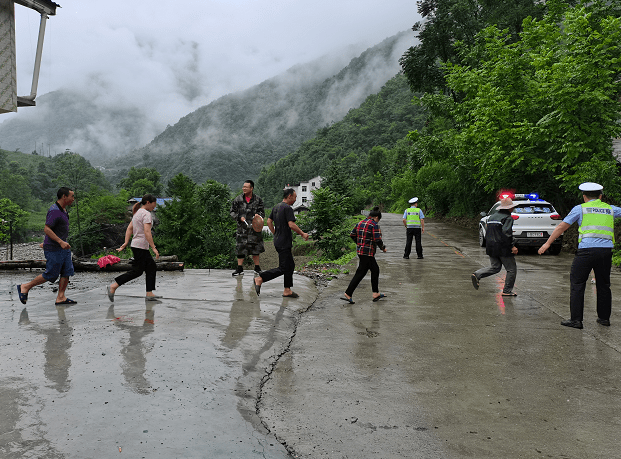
[408, 197, 418, 204]
[578, 182, 603, 192]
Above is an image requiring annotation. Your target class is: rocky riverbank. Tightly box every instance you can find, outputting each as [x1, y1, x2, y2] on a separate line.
[0, 242, 45, 261]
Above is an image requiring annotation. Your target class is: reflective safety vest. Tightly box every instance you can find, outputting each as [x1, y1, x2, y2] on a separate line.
[579, 200, 614, 243]
[405, 207, 422, 228]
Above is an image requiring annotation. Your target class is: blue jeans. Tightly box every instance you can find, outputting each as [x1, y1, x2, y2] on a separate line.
[42, 249, 74, 282]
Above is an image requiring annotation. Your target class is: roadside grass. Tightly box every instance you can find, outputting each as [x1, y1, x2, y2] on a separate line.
[25, 210, 46, 242]
[26, 209, 46, 231]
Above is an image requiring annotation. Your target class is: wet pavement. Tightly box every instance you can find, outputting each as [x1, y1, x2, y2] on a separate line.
[1, 270, 316, 458]
[261, 213, 621, 458]
[2, 214, 621, 458]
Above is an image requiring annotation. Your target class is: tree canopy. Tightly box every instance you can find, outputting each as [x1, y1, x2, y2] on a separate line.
[438, 3, 621, 208]
[117, 166, 164, 197]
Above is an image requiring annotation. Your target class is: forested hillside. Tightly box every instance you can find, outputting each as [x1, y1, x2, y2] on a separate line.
[256, 73, 424, 205]
[0, 149, 110, 211]
[259, 0, 621, 217]
[0, 148, 111, 243]
[105, 32, 415, 188]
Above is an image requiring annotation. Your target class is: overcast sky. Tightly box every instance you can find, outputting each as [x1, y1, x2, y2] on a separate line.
[11, 0, 420, 127]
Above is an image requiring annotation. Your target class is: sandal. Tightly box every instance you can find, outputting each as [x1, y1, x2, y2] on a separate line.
[17, 284, 28, 305]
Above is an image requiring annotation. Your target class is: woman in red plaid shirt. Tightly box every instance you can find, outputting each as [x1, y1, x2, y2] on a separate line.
[341, 207, 387, 304]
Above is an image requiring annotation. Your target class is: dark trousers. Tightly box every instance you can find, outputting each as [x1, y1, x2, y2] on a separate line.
[260, 246, 294, 288]
[404, 228, 423, 258]
[474, 255, 517, 293]
[569, 248, 612, 322]
[345, 255, 379, 297]
[115, 247, 157, 292]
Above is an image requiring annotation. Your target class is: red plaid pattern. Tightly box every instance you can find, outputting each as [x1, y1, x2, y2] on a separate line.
[350, 218, 385, 257]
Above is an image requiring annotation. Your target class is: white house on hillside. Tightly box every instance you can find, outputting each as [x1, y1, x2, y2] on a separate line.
[284, 176, 322, 213]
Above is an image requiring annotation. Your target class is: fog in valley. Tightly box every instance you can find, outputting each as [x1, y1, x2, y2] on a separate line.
[1, 0, 421, 163]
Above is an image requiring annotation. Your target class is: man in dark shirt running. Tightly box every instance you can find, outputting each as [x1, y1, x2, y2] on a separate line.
[17, 187, 77, 305]
[253, 188, 308, 298]
[471, 197, 518, 296]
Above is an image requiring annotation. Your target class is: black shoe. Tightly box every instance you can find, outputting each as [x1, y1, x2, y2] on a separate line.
[561, 319, 583, 329]
[254, 266, 262, 273]
[417, 256, 424, 259]
[403, 255, 409, 259]
[471, 273, 479, 290]
[597, 318, 611, 326]
[232, 268, 244, 277]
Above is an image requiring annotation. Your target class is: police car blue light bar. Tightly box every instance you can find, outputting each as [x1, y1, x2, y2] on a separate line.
[514, 193, 541, 201]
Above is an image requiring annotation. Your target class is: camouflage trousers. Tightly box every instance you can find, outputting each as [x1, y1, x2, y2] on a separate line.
[235, 230, 265, 257]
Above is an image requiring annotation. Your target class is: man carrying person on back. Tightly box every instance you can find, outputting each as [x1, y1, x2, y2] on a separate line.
[230, 180, 265, 277]
[471, 196, 518, 296]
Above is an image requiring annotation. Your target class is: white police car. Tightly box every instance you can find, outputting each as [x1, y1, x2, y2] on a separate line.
[479, 193, 563, 255]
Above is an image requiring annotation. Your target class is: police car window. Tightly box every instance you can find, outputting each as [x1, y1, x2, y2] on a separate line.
[489, 203, 500, 214]
[514, 204, 553, 214]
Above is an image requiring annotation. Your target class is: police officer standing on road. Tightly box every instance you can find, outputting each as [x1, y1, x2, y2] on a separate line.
[471, 197, 518, 296]
[403, 197, 425, 259]
[539, 182, 621, 329]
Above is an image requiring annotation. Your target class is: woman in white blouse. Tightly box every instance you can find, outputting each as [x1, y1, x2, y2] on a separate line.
[107, 194, 161, 301]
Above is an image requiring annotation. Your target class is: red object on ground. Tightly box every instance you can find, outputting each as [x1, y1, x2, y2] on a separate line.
[97, 255, 121, 269]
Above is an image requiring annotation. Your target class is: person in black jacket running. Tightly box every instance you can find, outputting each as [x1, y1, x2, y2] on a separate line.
[471, 197, 519, 296]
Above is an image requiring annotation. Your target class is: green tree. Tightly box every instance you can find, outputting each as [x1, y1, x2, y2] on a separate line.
[443, 4, 621, 205]
[156, 174, 235, 268]
[0, 198, 28, 243]
[399, 0, 551, 94]
[54, 151, 112, 256]
[0, 170, 32, 210]
[118, 167, 164, 197]
[156, 174, 197, 263]
[193, 180, 236, 268]
[301, 187, 353, 260]
[67, 189, 130, 255]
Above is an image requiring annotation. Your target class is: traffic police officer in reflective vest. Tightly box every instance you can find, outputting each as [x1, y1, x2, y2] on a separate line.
[539, 182, 621, 329]
[403, 197, 425, 259]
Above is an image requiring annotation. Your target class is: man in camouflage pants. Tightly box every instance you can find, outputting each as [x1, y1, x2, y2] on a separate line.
[230, 180, 265, 276]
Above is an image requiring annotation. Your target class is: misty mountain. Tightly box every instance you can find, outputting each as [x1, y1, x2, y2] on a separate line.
[0, 41, 372, 165]
[0, 90, 160, 163]
[105, 31, 416, 188]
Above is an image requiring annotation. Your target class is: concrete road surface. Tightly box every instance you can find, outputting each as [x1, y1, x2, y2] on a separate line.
[261, 213, 621, 458]
[1, 269, 317, 458]
[2, 213, 621, 458]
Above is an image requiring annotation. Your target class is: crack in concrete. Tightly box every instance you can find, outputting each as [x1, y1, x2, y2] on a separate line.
[254, 290, 320, 458]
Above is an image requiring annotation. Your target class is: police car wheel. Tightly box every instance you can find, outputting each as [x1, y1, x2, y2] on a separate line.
[478, 227, 486, 247]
